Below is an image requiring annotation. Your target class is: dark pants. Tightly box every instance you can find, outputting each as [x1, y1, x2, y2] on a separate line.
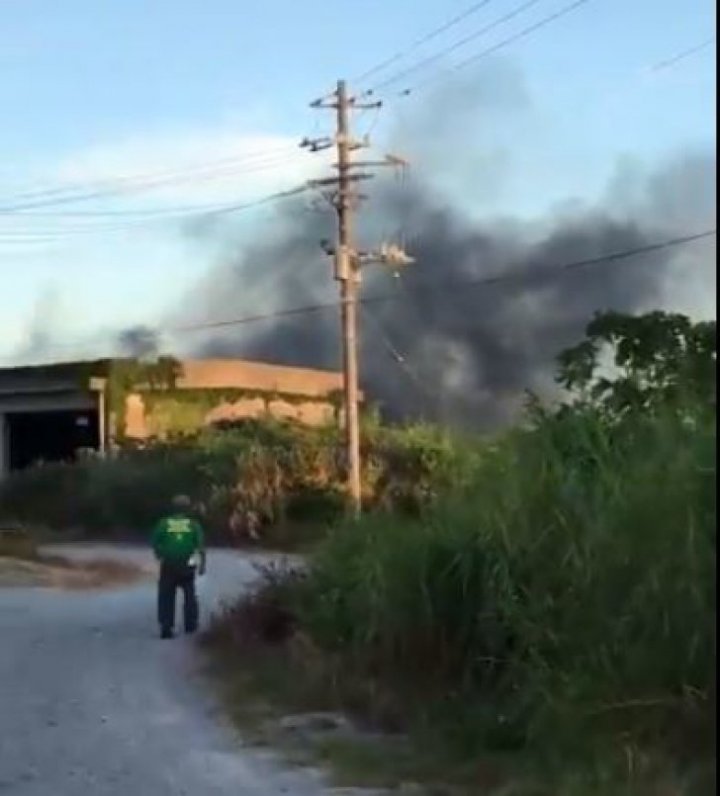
[157, 560, 199, 634]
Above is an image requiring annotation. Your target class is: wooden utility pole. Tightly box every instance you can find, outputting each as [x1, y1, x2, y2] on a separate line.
[334, 81, 363, 514]
[304, 81, 413, 517]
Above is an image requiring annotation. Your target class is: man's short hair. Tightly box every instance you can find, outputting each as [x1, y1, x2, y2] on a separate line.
[172, 495, 192, 512]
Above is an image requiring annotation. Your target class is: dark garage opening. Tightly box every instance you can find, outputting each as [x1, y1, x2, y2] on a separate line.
[7, 410, 99, 472]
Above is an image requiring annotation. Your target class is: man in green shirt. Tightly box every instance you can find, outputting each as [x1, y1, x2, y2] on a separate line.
[152, 495, 206, 640]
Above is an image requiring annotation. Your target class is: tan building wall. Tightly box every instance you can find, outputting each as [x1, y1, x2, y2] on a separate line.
[120, 356, 347, 440]
[122, 392, 337, 440]
[177, 359, 346, 398]
[204, 397, 268, 425]
[124, 394, 147, 439]
[0, 358, 348, 452]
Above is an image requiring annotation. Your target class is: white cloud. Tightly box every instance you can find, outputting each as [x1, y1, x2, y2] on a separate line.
[5, 125, 325, 214]
[1, 123, 333, 362]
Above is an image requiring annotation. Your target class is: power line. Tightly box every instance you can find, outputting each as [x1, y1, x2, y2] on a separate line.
[0, 184, 309, 243]
[354, 0, 498, 86]
[574, 35, 718, 119]
[166, 228, 715, 334]
[367, 0, 546, 96]
[0, 150, 306, 214]
[359, 1, 707, 109]
[6, 228, 714, 363]
[362, 306, 437, 415]
[1, 201, 254, 220]
[401, 0, 594, 96]
[0, 145, 299, 208]
[649, 36, 716, 73]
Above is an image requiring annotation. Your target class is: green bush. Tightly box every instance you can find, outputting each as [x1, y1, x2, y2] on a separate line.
[0, 444, 208, 535]
[290, 406, 715, 779]
[202, 312, 715, 789]
[0, 418, 471, 543]
[364, 422, 480, 514]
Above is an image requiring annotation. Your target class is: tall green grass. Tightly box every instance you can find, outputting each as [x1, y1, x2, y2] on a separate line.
[292, 406, 715, 784]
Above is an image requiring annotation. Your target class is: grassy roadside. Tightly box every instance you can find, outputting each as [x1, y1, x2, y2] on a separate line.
[201, 581, 714, 796]
[202, 602, 714, 795]
[201, 619, 505, 793]
[200, 403, 716, 796]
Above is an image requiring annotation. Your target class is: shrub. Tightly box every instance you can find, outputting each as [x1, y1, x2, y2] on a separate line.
[0, 418, 472, 543]
[203, 313, 716, 789]
[283, 406, 715, 776]
[204, 561, 306, 647]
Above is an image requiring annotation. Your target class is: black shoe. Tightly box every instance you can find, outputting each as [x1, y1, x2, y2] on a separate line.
[185, 625, 198, 635]
[160, 628, 174, 639]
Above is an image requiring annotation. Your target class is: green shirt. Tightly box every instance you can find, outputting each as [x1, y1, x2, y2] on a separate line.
[151, 514, 204, 564]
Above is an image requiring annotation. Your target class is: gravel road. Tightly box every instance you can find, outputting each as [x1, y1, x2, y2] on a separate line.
[0, 545, 368, 796]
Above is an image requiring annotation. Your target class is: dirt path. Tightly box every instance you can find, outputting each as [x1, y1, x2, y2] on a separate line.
[0, 544, 373, 796]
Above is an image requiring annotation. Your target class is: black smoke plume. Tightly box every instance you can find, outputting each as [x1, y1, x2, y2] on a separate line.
[117, 325, 159, 360]
[176, 66, 716, 428]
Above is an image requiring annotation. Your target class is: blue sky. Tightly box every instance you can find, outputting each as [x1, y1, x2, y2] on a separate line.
[0, 0, 716, 363]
